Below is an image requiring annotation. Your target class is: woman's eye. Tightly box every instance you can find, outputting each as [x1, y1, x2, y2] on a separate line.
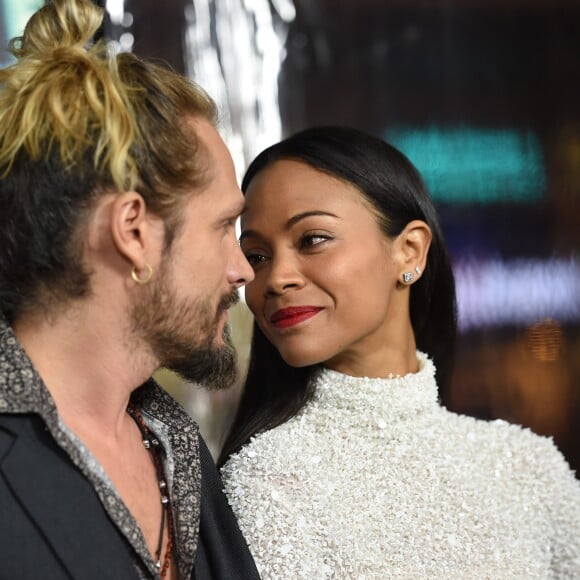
[300, 234, 331, 249]
[244, 253, 268, 267]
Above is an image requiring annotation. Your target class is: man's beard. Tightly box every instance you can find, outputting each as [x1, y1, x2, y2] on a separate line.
[131, 271, 240, 390]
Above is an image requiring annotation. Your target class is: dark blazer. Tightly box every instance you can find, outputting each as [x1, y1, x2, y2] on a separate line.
[194, 438, 261, 580]
[0, 414, 260, 580]
[0, 414, 139, 579]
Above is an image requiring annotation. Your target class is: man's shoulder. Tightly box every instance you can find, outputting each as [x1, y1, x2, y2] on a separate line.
[0, 410, 140, 579]
[0, 412, 62, 470]
[0, 412, 45, 442]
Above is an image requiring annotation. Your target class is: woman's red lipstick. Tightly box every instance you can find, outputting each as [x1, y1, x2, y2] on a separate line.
[270, 306, 323, 329]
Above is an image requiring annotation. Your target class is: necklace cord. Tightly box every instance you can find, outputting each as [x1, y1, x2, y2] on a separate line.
[127, 404, 175, 577]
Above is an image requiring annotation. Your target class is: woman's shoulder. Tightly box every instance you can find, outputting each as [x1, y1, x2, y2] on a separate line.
[221, 415, 318, 479]
[439, 407, 555, 449]
[433, 406, 577, 484]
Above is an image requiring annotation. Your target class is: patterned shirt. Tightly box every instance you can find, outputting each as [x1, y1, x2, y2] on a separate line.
[0, 316, 201, 579]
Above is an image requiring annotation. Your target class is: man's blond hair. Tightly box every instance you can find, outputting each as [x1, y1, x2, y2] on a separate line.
[0, 0, 218, 321]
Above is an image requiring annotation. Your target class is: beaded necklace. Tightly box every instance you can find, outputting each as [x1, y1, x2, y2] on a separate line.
[127, 404, 175, 577]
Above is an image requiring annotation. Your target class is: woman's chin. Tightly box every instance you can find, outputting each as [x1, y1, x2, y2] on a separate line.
[280, 349, 325, 368]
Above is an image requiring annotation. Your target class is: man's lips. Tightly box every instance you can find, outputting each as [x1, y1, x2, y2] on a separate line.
[270, 306, 323, 328]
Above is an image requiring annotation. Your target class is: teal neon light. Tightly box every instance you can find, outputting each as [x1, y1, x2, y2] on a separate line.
[1, 0, 45, 67]
[385, 126, 546, 204]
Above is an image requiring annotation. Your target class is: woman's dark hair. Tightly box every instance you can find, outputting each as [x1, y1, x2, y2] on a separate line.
[218, 126, 457, 466]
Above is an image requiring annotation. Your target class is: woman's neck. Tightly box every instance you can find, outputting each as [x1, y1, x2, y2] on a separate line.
[323, 322, 418, 379]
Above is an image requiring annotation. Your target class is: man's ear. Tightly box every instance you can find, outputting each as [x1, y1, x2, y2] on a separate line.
[108, 192, 156, 270]
[393, 220, 432, 284]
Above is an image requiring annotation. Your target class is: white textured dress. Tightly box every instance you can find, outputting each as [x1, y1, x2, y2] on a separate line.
[221, 353, 580, 579]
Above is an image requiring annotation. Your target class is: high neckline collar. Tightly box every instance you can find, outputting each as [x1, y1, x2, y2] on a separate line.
[309, 352, 439, 420]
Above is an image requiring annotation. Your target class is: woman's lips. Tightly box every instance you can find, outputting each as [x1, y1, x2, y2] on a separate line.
[270, 306, 323, 329]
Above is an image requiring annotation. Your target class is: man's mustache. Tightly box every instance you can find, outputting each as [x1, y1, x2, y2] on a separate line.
[218, 290, 240, 313]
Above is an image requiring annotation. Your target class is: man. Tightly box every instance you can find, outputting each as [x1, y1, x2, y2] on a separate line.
[0, 1, 260, 578]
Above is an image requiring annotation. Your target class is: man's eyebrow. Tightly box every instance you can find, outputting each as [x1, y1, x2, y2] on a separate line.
[233, 199, 246, 215]
[239, 210, 338, 242]
[223, 200, 245, 220]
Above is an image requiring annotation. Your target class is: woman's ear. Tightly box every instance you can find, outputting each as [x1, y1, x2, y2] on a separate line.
[393, 220, 432, 285]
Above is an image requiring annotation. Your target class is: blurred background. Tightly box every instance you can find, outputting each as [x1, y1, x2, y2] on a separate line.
[2, 0, 578, 473]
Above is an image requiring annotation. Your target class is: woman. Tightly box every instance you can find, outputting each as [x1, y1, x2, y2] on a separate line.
[219, 127, 580, 578]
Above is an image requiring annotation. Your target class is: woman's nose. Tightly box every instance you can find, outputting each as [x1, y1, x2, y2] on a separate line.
[263, 254, 304, 297]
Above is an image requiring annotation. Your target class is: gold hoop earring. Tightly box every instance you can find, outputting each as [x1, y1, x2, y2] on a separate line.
[131, 263, 153, 285]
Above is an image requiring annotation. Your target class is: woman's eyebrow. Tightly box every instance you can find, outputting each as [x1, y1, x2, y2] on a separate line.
[286, 210, 339, 228]
[239, 210, 339, 242]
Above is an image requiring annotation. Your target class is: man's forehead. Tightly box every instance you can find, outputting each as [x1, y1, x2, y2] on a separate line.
[186, 181, 244, 217]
